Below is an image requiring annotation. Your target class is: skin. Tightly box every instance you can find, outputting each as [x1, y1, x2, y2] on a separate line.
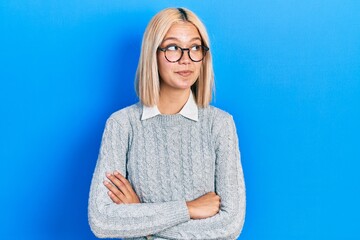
[104, 21, 220, 220]
[104, 171, 140, 204]
[157, 21, 203, 114]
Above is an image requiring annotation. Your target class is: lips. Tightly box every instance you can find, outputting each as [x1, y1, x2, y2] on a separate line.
[175, 70, 193, 77]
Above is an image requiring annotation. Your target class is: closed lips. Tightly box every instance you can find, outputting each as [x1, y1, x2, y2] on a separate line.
[176, 71, 193, 76]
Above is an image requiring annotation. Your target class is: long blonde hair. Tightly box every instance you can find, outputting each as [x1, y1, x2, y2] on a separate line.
[135, 7, 214, 107]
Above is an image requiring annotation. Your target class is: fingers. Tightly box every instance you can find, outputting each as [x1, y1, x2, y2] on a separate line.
[104, 172, 131, 204]
[106, 172, 132, 196]
[103, 171, 141, 205]
[103, 179, 128, 204]
[107, 190, 122, 204]
[113, 171, 137, 195]
[104, 171, 141, 204]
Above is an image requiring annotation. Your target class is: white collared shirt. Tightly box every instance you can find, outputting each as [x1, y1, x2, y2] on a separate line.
[141, 91, 198, 122]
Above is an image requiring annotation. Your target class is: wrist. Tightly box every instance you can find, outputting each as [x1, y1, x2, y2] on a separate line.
[186, 201, 193, 218]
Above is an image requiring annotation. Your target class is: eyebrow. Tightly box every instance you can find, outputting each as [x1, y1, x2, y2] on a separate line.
[162, 37, 202, 43]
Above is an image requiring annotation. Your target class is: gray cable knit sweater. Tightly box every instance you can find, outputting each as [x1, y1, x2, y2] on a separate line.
[88, 103, 246, 239]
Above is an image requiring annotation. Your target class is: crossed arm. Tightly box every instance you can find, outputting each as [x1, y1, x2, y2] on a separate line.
[104, 171, 221, 220]
[88, 113, 245, 239]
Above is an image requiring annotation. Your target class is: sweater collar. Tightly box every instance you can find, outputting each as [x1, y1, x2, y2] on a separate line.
[141, 91, 198, 122]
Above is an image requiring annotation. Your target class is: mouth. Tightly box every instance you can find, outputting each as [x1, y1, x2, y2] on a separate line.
[175, 70, 193, 77]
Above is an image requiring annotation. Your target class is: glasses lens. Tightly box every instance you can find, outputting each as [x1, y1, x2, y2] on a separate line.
[189, 45, 206, 62]
[165, 47, 182, 62]
[163, 45, 208, 62]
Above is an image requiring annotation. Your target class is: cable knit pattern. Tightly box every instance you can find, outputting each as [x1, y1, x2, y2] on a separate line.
[88, 103, 246, 239]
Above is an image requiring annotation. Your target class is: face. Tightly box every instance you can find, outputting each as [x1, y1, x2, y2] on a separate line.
[157, 21, 203, 92]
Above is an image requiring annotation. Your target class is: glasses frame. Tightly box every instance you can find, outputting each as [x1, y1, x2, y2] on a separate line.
[158, 45, 209, 63]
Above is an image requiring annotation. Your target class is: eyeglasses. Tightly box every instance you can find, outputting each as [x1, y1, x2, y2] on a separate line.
[158, 45, 209, 63]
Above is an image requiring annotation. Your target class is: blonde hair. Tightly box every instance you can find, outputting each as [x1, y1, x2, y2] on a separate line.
[135, 7, 214, 107]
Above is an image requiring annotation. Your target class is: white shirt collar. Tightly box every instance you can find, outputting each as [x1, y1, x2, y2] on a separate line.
[141, 91, 198, 122]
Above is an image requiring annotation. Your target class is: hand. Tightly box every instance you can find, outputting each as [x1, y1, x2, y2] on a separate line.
[103, 171, 140, 204]
[186, 192, 221, 219]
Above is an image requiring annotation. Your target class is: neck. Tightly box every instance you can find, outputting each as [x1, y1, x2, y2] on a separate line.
[158, 87, 191, 115]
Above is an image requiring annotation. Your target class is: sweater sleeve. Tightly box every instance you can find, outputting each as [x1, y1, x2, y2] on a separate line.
[154, 114, 246, 240]
[88, 114, 190, 238]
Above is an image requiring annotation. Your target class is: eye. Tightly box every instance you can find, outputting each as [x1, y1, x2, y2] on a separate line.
[191, 45, 202, 51]
[166, 45, 179, 51]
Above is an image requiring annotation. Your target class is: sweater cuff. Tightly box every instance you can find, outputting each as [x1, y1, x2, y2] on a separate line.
[166, 200, 190, 224]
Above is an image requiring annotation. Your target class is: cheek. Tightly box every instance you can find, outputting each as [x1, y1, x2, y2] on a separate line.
[157, 57, 166, 75]
[195, 63, 202, 76]
[158, 61, 171, 74]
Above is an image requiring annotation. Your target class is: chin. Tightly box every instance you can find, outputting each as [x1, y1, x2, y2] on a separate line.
[176, 82, 196, 90]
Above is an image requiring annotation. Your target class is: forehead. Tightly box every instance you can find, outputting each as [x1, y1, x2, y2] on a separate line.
[163, 21, 201, 42]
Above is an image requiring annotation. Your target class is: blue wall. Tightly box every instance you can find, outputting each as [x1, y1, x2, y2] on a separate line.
[1, 1, 359, 239]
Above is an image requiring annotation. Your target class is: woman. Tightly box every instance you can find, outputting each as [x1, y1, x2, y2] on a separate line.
[88, 7, 246, 239]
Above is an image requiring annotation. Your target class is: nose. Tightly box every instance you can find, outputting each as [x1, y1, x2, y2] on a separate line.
[178, 49, 191, 64]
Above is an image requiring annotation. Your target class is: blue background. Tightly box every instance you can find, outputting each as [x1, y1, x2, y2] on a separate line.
[1, 1, 359, 239]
